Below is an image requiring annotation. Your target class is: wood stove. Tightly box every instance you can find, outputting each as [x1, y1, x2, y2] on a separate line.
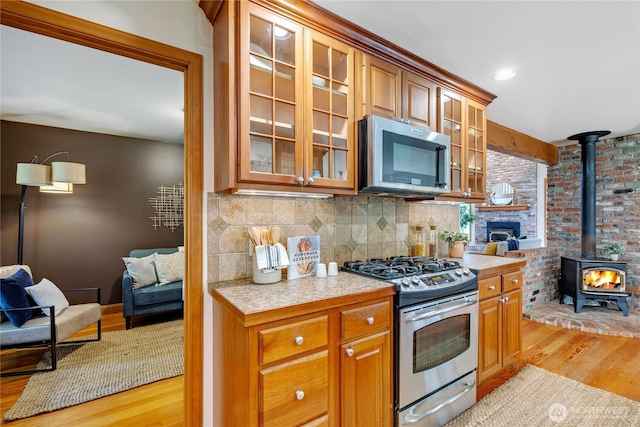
[558, 130, 630, 316]
[559, 257, 629, 316]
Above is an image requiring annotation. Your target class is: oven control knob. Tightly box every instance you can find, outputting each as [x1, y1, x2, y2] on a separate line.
[401, 278, 411, 287]
[462, 268, 471, 275]
[455, 268, 463, 276]
[411, 276, 421, 284]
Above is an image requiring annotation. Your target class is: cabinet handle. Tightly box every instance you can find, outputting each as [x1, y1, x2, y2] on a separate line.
[346, 348, 354, 357]
[488, 285, 496, 291]
[504, 296, 509, 302]
[512, 279, 519, 284]
[366, 316, 374, 325]
[295, 390, 305, 401]
[297, 176, 304, 185]
[295, 336, 304, 345]
[307, 176, 315, 185]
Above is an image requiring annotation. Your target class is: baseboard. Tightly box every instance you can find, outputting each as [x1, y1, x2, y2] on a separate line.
[102, 303, 123, 315]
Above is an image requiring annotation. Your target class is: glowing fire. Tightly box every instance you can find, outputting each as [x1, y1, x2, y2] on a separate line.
[584, 270, 622, 290]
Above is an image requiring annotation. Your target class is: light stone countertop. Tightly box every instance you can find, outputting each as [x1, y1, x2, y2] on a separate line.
[209, 254, 527, 324]
[459, 253, 527, 279]
[209, 272, 395, 323]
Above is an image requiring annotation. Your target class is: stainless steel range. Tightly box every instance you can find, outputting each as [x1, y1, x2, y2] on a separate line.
[343, 256, 479, 426]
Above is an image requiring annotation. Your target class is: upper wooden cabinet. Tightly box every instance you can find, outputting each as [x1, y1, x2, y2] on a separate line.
[211, 0, 495, 199]
[437, 88, 487, 201]
[360, 55, 436, 130]
[215, 1, 356, 195]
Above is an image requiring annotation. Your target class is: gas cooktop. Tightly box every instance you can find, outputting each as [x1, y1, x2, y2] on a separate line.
[342, 256, 477, 302]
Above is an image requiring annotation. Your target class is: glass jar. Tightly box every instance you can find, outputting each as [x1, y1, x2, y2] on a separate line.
[429, 224, 438, 258]
[412, 225, 426, 257]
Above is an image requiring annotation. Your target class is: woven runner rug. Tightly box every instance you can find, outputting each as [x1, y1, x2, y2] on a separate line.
[446, 364, 640, 426]
[4, 320, 183, 421]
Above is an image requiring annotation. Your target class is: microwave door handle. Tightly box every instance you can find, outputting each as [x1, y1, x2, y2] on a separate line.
[437, 146, 447, 187]
[402, 380, 475, 425]
[404, 299, 477, 323]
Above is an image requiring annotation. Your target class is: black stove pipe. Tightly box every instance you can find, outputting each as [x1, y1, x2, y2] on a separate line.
[567, 130, 610, 259]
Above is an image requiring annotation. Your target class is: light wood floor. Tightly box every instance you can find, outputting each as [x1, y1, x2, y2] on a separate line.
[2, 316, 638, 426]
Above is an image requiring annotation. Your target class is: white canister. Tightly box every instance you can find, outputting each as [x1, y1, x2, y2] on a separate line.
[252, 256, 281, 284]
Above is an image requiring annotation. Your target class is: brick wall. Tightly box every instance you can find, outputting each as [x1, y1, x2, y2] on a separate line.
[506, 248, 561, 312]
[474, 151, 538, 242]
[547, 133, 640, 312]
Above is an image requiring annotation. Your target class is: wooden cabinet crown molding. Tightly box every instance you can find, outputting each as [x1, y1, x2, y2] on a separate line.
[201, 0, 496, 105]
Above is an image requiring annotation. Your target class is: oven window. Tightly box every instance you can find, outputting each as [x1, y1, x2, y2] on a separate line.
[413, 314, 470, 373]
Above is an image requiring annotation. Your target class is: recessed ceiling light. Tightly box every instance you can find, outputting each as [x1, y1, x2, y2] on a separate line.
[494, 69, 516, 80]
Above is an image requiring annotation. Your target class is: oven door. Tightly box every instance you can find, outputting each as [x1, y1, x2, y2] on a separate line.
[398, 291, 478, 409]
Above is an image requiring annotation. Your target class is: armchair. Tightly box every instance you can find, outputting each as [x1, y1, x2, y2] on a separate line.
[0, 265, 101, 377]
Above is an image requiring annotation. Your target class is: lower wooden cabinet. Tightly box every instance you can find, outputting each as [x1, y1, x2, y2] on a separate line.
[341, 331, 391, 427]
[478, 270, 523, 383]
[213, 294, 394, 426]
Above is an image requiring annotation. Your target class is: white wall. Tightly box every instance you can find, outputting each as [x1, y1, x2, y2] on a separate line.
[27, 1, 215, 424]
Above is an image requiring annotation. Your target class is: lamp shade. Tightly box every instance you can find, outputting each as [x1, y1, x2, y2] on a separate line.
[52, 162, 86, 184]
[16, 163, 52, 186]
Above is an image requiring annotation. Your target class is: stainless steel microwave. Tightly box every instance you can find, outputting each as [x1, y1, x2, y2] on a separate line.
[358, 115, 451, 198]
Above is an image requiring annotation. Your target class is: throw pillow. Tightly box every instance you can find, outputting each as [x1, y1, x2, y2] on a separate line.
[26, 278, 70, 316]
[154, 251, 184, 286]
[0, 268, 35, 327]
[123, 253, 158, 289]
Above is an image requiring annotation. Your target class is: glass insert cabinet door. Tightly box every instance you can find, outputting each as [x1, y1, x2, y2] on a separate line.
[440, 89, 464, 196]
[238, 2, 304, 185]
[304, 29, 355, 189]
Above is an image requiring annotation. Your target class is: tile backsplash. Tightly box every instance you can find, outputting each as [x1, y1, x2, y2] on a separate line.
[207, 193, 460, 283]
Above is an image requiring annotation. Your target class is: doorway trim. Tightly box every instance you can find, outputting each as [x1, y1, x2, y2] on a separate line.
[1, 2, 204, 424]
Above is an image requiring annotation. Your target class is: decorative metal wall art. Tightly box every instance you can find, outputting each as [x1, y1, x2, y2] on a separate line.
[149, 182, 184, 231]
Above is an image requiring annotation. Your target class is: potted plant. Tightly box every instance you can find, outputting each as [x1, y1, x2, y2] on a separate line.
[601, 242, 625, 261]
[439, 230, 469, 258]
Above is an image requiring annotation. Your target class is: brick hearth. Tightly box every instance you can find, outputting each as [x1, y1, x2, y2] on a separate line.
[524, 300, 640, 338]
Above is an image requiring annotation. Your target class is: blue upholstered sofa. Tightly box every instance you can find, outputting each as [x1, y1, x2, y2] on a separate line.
[122, 247, 183, 329]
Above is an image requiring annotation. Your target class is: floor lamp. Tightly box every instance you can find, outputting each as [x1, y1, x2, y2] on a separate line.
[15, 151, 86, 264]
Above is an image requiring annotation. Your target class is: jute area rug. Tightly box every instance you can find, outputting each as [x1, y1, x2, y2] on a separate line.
[446, 365, 640, 426]
[4, 319, 183, 421]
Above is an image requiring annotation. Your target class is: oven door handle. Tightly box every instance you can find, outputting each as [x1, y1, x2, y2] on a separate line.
[404, 299, 477, 323]
[402, 380, 475, 425]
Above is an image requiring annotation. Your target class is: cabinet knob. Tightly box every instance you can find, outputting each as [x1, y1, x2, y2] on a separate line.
[307, 176, 315, 185]
[295, 390, 305, 400]
[366, 316, 374, 325]
[512, 279, 519, 284]
[295, 336, 304, 345]
[488, 285, 496, 291]
[504, 296, 509, 302]
[346, 348, 354, 357]
[297, 176, 304, 185]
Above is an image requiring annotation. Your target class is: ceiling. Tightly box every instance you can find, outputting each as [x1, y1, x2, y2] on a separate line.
[1, 1, 639, 146]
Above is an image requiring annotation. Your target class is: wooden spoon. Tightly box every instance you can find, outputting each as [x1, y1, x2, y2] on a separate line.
[248, 227, 260, 246]
[271, 227, 281, 245]
[260, 229, 269, 245]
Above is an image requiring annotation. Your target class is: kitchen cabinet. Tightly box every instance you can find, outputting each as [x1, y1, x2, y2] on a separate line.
[215, 1, 356, 195]
[340, 301, 392, 427]
[360, 55, 437, 130]
[477, 270, 523, 382]
[212, 290, 394, 426]
[437, 88, 487, 201]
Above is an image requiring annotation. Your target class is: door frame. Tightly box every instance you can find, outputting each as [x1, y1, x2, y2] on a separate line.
[0, 2, 204, 424]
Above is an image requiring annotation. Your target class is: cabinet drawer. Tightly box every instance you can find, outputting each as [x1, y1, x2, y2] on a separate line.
[259, 351, 329, 427]
[341, 301, 390, 341]
[300, 414, 329, 427]
[479, 276, 502, 300]
[503, 271, 523, 292]
[259, 315, 328, 365]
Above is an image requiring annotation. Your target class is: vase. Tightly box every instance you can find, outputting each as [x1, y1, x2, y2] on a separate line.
[610, 254, 619, 261]
[448, 240, 468, 258]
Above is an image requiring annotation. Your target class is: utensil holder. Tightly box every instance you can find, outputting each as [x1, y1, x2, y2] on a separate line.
[252, 255, 281, 284]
